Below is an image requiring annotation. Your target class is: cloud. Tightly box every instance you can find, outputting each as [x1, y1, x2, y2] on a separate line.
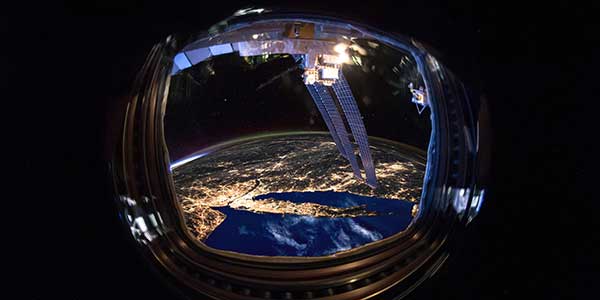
[265, 222, 307, 251]
[297, 215, 318, 224]
[337, 228, 351, 244]
[347, 219, 382, 241]
[238, 225, 253, 236]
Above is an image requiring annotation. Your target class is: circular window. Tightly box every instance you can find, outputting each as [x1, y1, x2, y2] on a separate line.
[111, 8, 488, 300]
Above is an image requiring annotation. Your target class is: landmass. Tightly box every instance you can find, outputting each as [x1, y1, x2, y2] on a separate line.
[172, 134, 425, 242]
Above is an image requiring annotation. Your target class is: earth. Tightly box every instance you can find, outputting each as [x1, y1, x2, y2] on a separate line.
[171, 132, 426, 256]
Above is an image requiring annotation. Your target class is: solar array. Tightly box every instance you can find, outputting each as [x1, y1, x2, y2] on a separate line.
[305, 70, 378, 188]
[332, 72, 378, 188]
[306, 84, 347, 159]
[313, 83, 363, 180]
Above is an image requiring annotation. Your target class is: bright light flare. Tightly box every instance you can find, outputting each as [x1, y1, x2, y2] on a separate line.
[333, 43, 351, 64]
[334, 43, 349, 54]
[336, 52, 350, 64]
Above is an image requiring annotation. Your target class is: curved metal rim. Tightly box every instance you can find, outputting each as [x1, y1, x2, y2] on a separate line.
[111, 10, 482, 300]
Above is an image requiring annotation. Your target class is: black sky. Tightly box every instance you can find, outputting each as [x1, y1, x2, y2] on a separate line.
[5, 1, 593, 299]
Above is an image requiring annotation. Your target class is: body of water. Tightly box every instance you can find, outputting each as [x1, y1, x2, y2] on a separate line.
[205, 191, 414, 256]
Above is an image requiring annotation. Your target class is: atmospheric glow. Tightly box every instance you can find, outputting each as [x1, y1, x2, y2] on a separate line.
[170, 152, 209, 171]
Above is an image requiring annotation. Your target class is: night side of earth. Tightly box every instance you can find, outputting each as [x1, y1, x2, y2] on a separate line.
[171, 133, 425, 257]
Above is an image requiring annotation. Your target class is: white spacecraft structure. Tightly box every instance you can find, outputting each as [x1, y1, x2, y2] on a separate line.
[170, 22, 378, 188]
[409, 82, 428, 114]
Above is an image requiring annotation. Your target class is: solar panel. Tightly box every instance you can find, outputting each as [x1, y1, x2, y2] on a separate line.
[332, 71, 378, 188]
[313, 83, 363, 180]
[306, 84, 346, 158]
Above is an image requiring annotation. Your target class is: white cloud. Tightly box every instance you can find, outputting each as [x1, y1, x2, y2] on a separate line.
[265, 222, 307, 251]
[347, 220, 382, 241]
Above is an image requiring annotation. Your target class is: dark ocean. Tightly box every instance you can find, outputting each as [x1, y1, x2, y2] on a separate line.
[205, 191, 414, 256]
